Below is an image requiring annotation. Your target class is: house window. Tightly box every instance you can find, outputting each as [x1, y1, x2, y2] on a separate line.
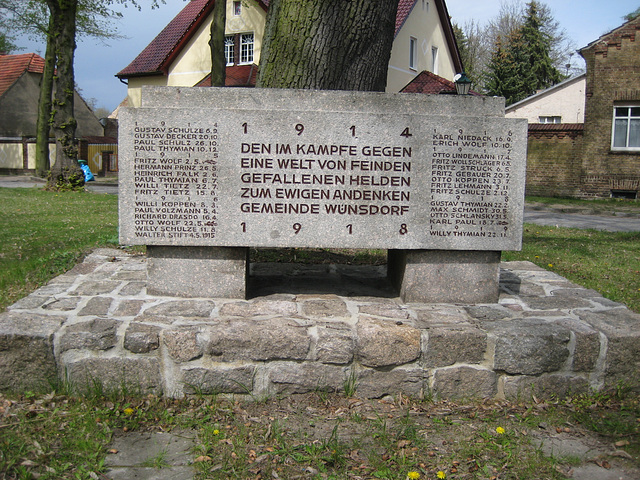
[431, 46, 438, 74]
[409, 37, 417, 70]
[612, 105, 640, 150]
[539, 116, 562, 124]
[224, 36, 235, 65]
[240, 33, 254, 64]
[233, 1, 242, 16]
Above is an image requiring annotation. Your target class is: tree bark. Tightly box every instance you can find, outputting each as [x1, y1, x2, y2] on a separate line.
[257, 0, 399, 91]
[35, 14, 56, 178]
[209, 0, 226, 87]
[47, 0, 83, 190]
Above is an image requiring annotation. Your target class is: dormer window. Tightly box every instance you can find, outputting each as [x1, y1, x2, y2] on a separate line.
[233, 1, 241, 16]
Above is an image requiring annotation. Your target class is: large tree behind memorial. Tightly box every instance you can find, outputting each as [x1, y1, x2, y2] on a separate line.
[257, 0, 400, 91]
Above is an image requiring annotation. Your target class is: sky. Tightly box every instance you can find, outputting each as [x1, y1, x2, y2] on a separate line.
[14, 0, 640, 114]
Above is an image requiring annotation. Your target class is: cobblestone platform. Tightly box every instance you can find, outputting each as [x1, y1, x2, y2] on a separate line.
[1, 248, 639, 400]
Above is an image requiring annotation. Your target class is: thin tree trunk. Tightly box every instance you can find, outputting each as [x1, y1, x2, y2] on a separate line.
[209, 0, 226, 87]
[47, 0, 83, 190]
[35, 14, 56, 178]
[257, 0, 399, 91]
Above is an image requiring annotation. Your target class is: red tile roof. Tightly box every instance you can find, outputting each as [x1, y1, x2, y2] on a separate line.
[0, 53, 46, 98]
[400, 70, 480, 95]
[395, 0, 416, 36]
[196, 64, 259, 87]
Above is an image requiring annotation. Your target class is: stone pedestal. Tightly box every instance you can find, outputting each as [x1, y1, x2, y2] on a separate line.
[147, 246, 248, 298]
[388, 250, 501, 304]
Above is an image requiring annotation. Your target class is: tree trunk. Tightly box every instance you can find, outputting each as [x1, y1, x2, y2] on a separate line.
[35, 14, 56, 178]
[257, 0, 399, 91]
[209, 0, 226, 87]
[47, 0, 83, 190]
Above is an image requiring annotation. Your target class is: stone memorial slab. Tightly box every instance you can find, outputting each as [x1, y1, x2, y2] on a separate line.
[118, 87, 527, 301]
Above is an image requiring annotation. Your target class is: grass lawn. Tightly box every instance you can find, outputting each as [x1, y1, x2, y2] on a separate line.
[0, 188, 119, 311]
[0, 187, 639, 479]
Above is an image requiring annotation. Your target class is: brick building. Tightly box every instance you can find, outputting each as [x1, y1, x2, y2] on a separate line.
[516, 16, 640, 199]
[580, 15, 640, 198]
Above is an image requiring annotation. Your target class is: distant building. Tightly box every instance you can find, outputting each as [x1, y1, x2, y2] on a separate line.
[509, 16, 640, 199]
[116, 0, 463, 107]
[0, 53, 110, 174]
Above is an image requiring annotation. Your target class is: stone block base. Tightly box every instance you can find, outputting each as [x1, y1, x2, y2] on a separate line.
[147, 246, 248, 298]
[388, 250, 501, 303]
[3, 249, 640, 401]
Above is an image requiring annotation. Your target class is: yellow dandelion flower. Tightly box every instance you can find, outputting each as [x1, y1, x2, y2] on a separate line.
[123, 407, 135, 416]
[213, 429, 220, 435]
[406, 472, 420, 480]
[437, 471, 446, 479]
[548, 263, 554, 268]
[496, 426, 506, 434]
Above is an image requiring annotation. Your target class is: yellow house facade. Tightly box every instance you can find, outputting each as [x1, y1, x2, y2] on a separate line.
[117, 0, 462, 107]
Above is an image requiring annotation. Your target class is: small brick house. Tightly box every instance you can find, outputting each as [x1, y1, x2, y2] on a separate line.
[516, 16, 640, 199]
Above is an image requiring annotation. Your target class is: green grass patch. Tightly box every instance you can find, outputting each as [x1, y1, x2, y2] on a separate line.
[502, 225, 640, 312]
[2, 389, 638, 479]
[0, 187, 119, 311]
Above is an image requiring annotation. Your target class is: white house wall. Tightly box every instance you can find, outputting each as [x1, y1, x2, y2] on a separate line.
[167, 1, 266, 88]
[387, 0, 456, 93]
[505, 76, 586, 123]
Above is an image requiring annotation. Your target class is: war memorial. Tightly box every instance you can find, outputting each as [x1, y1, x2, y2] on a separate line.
[1, 87, 639, 400]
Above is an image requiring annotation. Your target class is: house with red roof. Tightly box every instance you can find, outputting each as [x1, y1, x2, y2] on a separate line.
[116, 0, 463, 107]
[0, 52, 105, 174]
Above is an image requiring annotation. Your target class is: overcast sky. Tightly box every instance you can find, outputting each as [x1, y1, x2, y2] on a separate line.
[14, 0, 639, 113]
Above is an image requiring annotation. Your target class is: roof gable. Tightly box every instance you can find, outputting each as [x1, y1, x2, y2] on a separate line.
[0, 53, 45, 98]
[580, 15, 640, 56]
[117, 0, 268, 78]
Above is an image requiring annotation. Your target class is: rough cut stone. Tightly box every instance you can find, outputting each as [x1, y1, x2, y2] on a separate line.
[552, 317, 601, 372]
[359, 303, 410, 320]
[8, 295, 49, 310]
[424, 326, 487, 367]
[301, 298, 350, 318]
[219, 299, 297, 317]
[65, 357, 162, 395]
[78, 297, 113, 316]
[124, 323, 160, 353]
[0, 313, 64, 392]
[503, 374, 590, 400]
[356, 367, 425, 399]
[490, 319, 571, 375]
[269, 363, 347, 394]
[203, 317, 310, 361]
[43, 297, 81, 311]
[432, 366, 497, 400]
[70, 280, 120, 296]
[59, 318, 120, 352]
[315, 323, 355, 364]
[143, 300, 215, 318]
[577, 308, 640, 387]
[182, 366, 256, 394]
[118, 281, 146, 296]
[356, 317, 421, 367]
[163, 327, 203, 362]
[113, 299, 145, 317]
[521, 294, 593, 311]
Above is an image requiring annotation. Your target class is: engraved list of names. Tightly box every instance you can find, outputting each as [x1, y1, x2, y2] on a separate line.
[119, 107, 526, 251]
